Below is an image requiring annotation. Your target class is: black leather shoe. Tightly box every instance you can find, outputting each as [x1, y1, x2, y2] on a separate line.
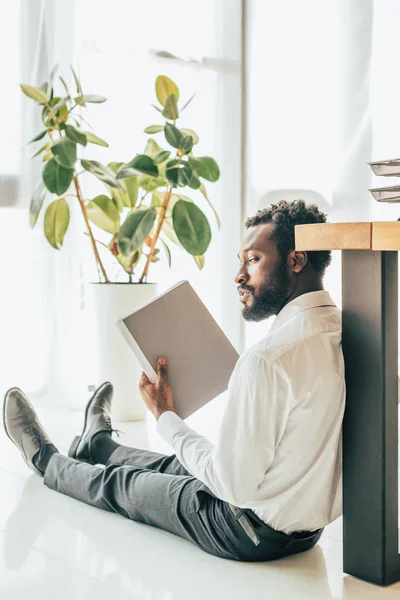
[3, 387, 56, 475]
[68, 382, 119, 464]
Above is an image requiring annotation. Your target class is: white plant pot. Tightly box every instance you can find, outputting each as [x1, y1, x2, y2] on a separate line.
[87, 282, 158, 421]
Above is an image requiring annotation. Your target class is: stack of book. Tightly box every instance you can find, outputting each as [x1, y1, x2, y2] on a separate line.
[369, 158, 400, 202]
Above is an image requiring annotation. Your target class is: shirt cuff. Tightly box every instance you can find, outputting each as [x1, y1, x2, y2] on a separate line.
[156, 411, 190, 446]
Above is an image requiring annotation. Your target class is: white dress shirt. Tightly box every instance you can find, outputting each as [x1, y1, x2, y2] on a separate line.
[157, 290, 345, 534]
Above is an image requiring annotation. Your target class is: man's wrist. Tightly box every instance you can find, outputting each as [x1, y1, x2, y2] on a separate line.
[154, 408, 175, 421]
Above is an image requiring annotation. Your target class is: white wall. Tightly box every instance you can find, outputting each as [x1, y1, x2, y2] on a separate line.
[243, 0, 380, 348]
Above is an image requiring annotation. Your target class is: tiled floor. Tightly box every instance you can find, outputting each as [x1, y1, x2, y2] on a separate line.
[1, 402, 400, 600]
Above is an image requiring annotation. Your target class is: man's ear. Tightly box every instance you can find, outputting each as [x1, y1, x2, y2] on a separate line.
[288, 250, 308, 273]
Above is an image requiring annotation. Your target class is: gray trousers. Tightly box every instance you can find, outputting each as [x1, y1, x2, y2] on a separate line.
[43, 445, 323, 561]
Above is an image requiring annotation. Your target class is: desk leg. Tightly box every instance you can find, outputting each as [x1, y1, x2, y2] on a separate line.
[342, 250, 399, 585]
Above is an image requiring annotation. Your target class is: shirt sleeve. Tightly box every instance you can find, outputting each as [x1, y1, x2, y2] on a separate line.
[156, 352, 290, 506]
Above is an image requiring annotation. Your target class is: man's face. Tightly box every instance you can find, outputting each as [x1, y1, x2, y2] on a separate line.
[235, 223, 291, 322]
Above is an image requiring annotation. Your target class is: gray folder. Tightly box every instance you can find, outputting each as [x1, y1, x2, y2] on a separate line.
[116, 280, 240, 419]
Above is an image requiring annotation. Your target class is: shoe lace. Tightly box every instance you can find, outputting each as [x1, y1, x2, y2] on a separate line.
[104, 415, 123, 438]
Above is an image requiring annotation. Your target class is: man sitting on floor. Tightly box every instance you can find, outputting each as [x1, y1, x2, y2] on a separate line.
[3, 199, 345, 562]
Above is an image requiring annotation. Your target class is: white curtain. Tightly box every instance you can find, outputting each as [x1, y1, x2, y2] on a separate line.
[0, 0, 87, 408]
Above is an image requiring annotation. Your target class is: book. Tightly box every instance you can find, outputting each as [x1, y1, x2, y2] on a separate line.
[116, 280, 240, 419]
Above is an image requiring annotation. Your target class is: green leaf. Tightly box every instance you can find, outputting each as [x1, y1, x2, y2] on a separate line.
[193, 254, 205, 270]
[29, 130, 47, 144]
[180, 128, 199, 144]
[70, 64, 83, 96]
[42, 96, 68, 127]
[119, 155, 159, 177]
[105, 162, 128, 210]
[42, 149, 53, 162]
[49, 64, 59, 85]
[52, 96, 69, 111]
[51, 138, 77, 169]
[180, 135, 193, 155]
[144, 125, 164, 134]
[150, 190, 166, 209]
[65, 124, 87, 146]
[144, 138, 161, 158]
[76, 94, 107, 105]
[115, 167, 139, 180]
[154, 150, 171, 165]
[39, 74, 53, 98]
[86, 195, 120, 234]
[31, 142, 50, 158]
[180, 94, 195, 112]
[199, 183, 220, 229]
[20, 84, 49, 104]
[39, 80, 50, 96]
[165, 160, 192, 187]
[151, 104, 163, 113]
[158, 193, 194, 240]
[153, 191, 188, 247]
[121, 251, 141, 273]
[114, 240, 143, 274]
[118, 208, 157, 256]
[155, 75, 179, 106]
[81, 159, 124, 190]
[29, 182, 47, 227]
[43, 159, 74, 195]
[188, 171, 201, 190]
[105, 161, 123, 174]
[172, 200, 211, 255]
[108, 163, 139, 209]
[86, 230, 138, 273]
[164, 122, 183, 149]
[159, 237, 172, 268]
[124, 176, 139, 208]
[189, 157, 220, 182]
[44, 197, 70, 249]
[162, 94, 179, 120]
[177, 194, 195, 203]
[83, 131, 109, 147]
[59, 76, 70, 97]
[83, 94, 107, 103]
[161, 221, 182, 247]
[138, 175, 167, 192]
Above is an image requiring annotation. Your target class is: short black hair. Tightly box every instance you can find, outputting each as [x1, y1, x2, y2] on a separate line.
[244, 199, 332, 277]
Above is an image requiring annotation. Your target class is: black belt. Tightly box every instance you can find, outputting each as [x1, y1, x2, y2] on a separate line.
[229, 504, 322, 547]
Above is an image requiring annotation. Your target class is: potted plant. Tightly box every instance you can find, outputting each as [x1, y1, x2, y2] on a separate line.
[21, 67, 221, 420]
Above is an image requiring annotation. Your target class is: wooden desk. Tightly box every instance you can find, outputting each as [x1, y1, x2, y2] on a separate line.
[295, 222, 400, 586]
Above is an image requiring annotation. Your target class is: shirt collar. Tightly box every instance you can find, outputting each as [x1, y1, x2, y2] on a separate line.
[268, 290, 337, 333]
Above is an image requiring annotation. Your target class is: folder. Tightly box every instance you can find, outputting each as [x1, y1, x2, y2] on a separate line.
[116, 280, 240, 419]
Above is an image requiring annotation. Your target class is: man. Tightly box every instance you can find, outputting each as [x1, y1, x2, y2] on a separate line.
[3, 199, 345, 562]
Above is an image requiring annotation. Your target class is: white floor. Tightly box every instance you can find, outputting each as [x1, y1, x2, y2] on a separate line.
[1, 406, 400, 600]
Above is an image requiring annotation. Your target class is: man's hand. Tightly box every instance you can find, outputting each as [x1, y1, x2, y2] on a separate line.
[139, 357, 174, 420]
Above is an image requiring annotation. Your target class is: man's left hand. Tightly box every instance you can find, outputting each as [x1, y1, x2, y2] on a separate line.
[139, 357, 174, 420]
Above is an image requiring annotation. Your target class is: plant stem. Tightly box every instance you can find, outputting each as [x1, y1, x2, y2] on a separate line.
[73, 174, 111, 283]
[67, 102, 77, 115]
[138, 185, 173, 283]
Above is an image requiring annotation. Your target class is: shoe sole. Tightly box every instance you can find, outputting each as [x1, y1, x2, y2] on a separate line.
[68, 382, 111, 464]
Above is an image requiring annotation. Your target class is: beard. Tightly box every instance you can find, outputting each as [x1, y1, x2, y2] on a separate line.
[241, 258, 291, 322]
